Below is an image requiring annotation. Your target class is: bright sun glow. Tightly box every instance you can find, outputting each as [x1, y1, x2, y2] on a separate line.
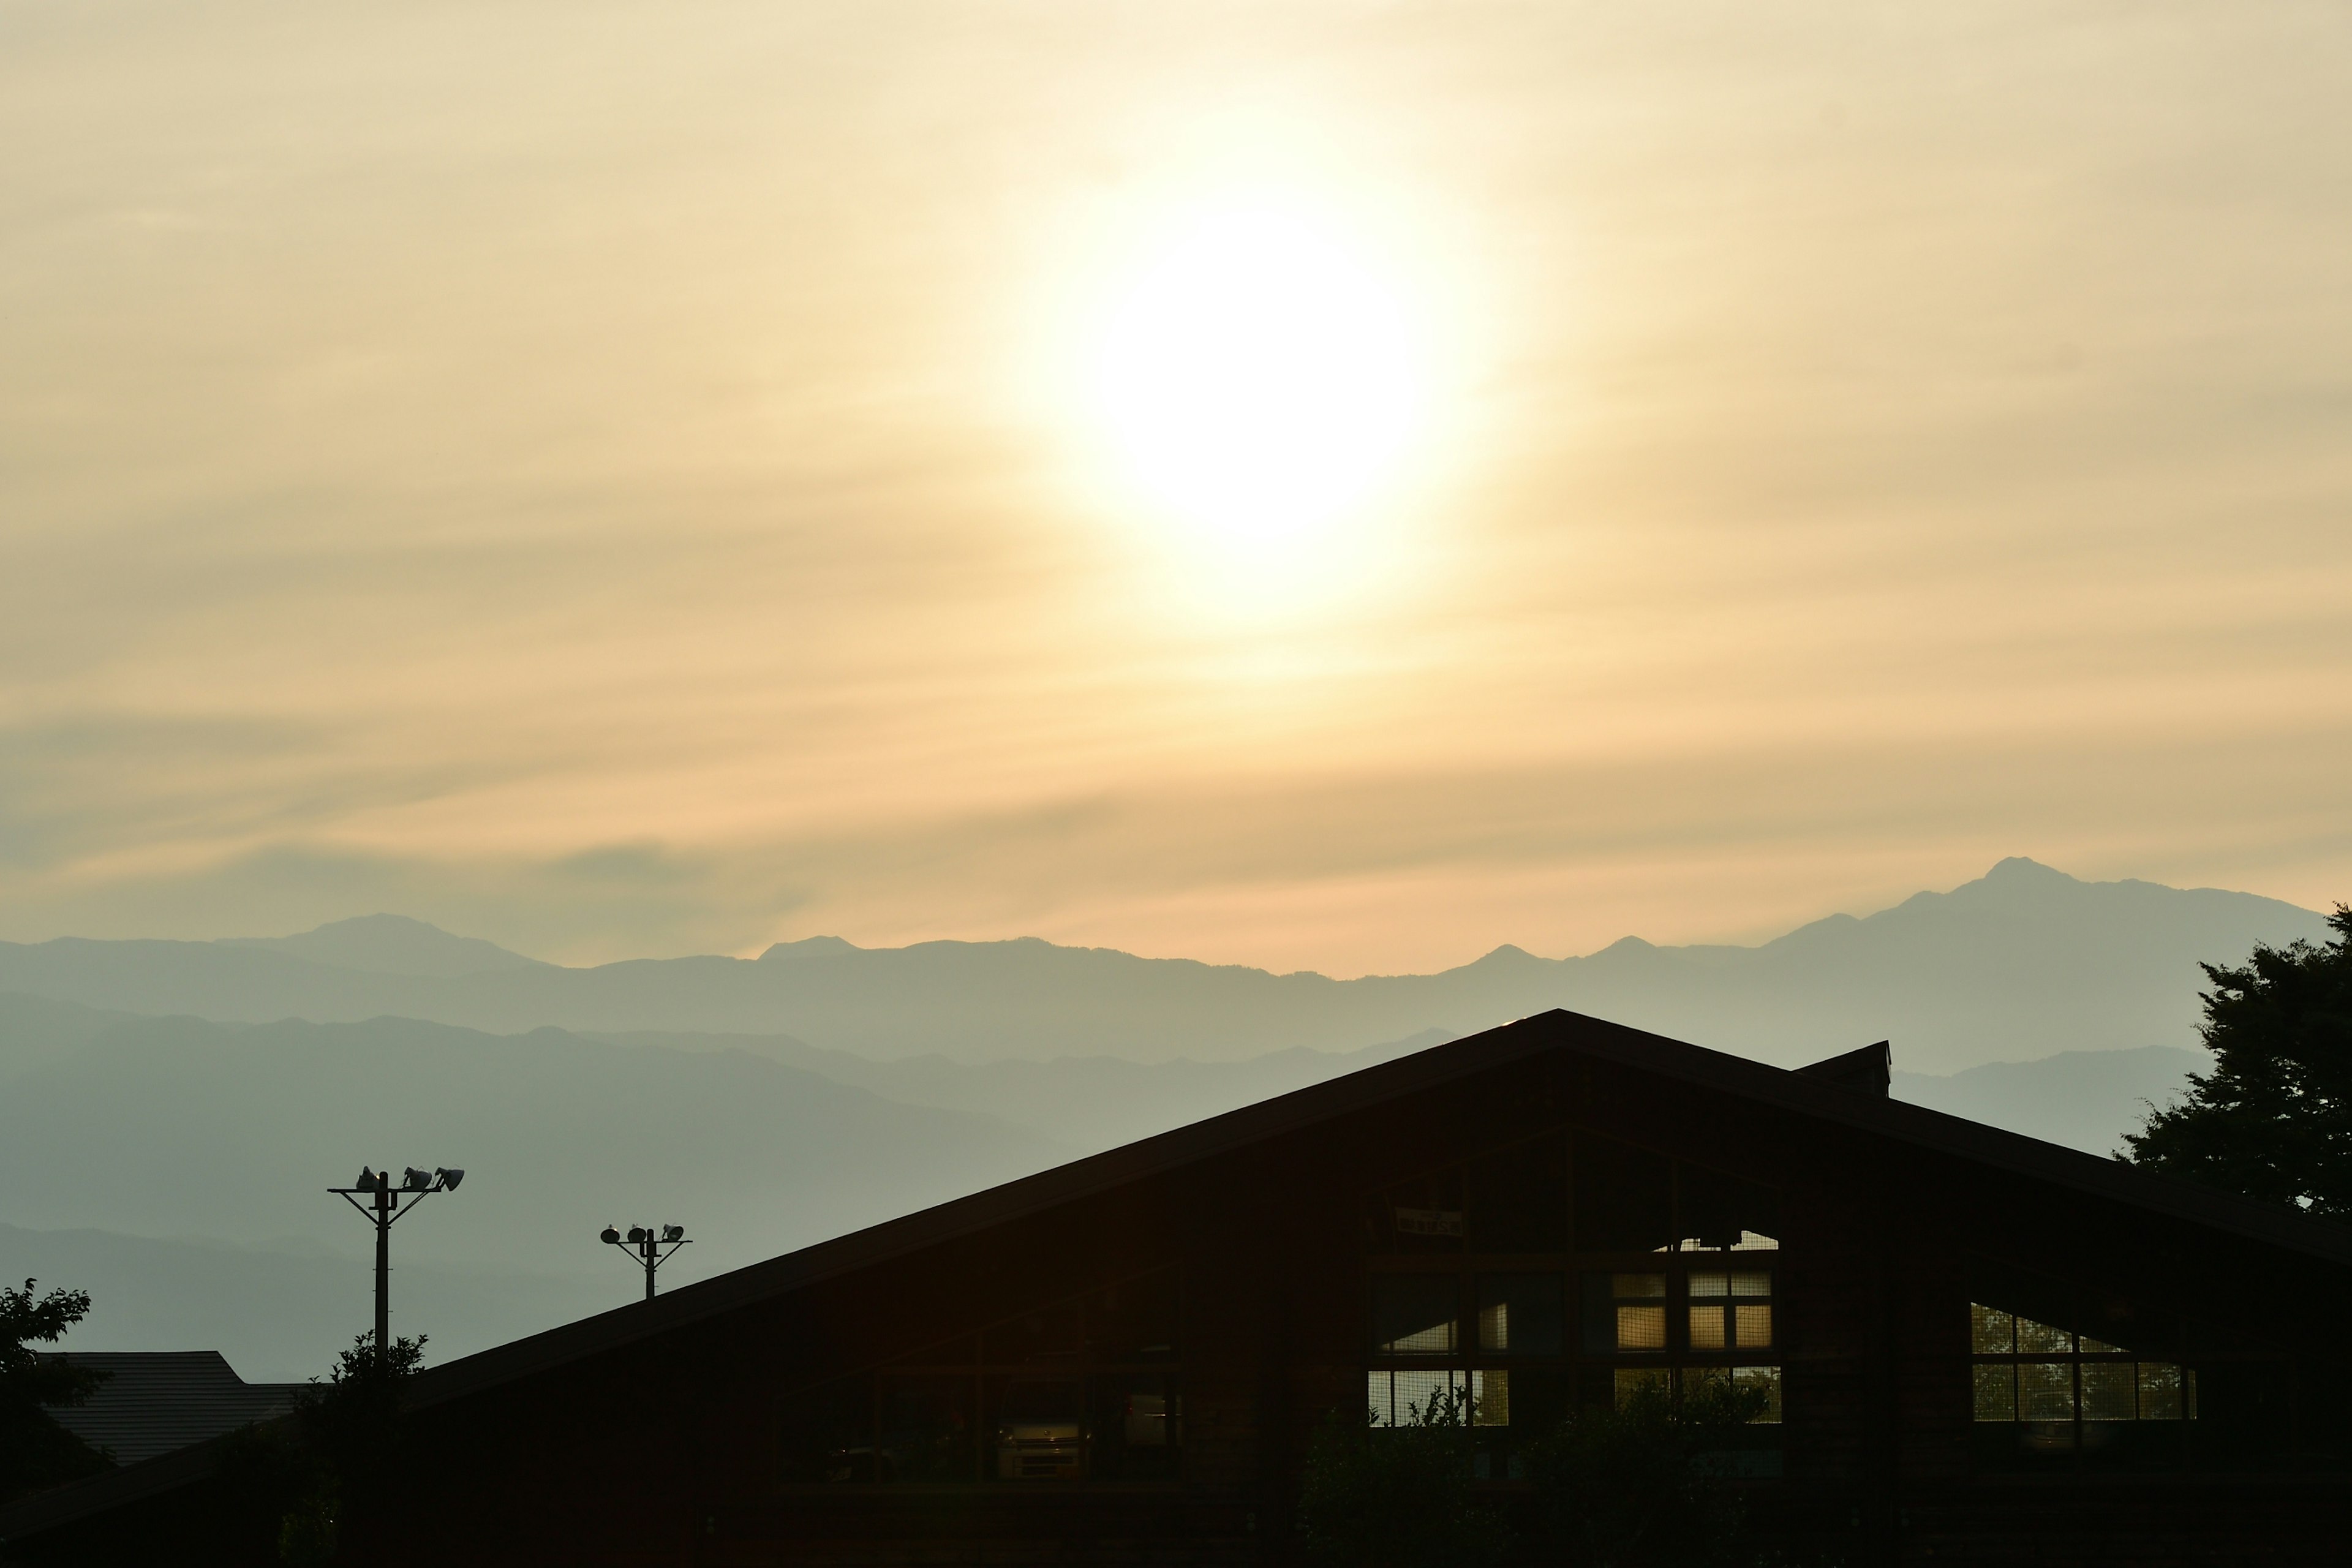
[1083, 202, 1433, 571]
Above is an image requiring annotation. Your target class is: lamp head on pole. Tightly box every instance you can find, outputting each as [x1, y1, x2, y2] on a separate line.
[662, 1225, 685, 1243]
[600, 1225, 620, 1245]
[626, 1226, 649, 1245]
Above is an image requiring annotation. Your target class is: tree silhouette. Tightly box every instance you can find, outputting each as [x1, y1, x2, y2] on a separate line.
[1, 1278, 111, 1502]
[2125, 905, 2352, 1217]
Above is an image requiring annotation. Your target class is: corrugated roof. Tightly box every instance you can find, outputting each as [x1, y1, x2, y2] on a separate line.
[40, 1351, 304, 1466]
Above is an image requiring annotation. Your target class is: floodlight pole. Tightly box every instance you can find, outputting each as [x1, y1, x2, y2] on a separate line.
[330, 1167, 464, 1354]
[600, 1224, 691, 1301]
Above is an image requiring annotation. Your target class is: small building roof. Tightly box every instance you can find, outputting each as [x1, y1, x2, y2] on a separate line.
[40, 1351, 304, 1466]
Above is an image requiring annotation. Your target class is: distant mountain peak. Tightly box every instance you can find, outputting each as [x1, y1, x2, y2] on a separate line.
[758, 936, 861, 962]
[218, 914, 546, 978]
[1984, 856, 2074, 883]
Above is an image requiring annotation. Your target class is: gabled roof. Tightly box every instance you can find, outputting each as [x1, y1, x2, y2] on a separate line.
[40, 1352, 303, 1466]
[7, 1008, 2348, 1541]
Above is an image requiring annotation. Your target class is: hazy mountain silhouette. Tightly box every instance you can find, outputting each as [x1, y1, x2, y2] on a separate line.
[0, 1009, 1065, 1283]
[586, 1026, 1458, 1150]
[216, 913, 548, 977]
[0, 1223, 608, 1384]
[0, 992, 2206, 1374]
[1890, 1046, 2201, 1156]
[0, 861, 2324, 1072]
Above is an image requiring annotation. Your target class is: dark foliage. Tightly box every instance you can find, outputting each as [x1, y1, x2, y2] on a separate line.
[2124, 905, 2352, 1217]
[0, 1278, 112, 1502]
[203, 1332, 431, 1564]
[1527, 1378, 1770, 1568]
[1298, 1383, 1510, 1568]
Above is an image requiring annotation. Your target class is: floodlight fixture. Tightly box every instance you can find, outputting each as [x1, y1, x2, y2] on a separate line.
[601, 1215, 692, 1302]
[330, 1159, 465, 1352]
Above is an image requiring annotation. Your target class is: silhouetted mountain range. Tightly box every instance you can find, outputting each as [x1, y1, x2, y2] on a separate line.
[0, 860, 2323, 1071]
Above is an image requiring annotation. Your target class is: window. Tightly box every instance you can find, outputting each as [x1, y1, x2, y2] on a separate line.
[1364, 1131, 1785, 1474]
[1970, 1298, 2194, 1471]
[1687, 1270, 1774, 1351]
[1583, 1272, 1668, 1354]
[1370, 1274, 1458, 1356]
[786, 1269, 1182, 1486]
[1477, 1273, 1565, 1357]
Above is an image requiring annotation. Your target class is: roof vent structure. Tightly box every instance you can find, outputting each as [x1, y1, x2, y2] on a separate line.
[1795, 1040, 1891, 1096]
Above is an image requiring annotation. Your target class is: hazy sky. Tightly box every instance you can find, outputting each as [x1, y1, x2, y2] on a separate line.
[4, 2, 2347, 974]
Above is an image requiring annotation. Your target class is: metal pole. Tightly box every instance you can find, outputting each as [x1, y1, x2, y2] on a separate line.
[643, 1231, 657, 1301]
[374, 1182, 391, 1354]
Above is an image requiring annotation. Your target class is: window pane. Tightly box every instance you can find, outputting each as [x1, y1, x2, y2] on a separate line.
[1729, 1271, 1771, 1298]
[2137, 1363, 2183, 1422]
[1614, 1366, 1670, 1406]
[1090, 1376, 1178, 1480]
[1477, 1273, 1564, 1356]
[2080, 1335, 2125, 1355]
[1688, 1272, 1729, 1298]
[2019, 1362, 2076, 1421]
[879, 1374, 976, 1483]
[1970, 1304, 2015, 1355]
[780, 1374, 875, 1483]
[1613, 1273, 1667, 1298]
[1973, 1363, 2016, 1422]
[1088, 1271, 1180, 1362]
[1575, 1136, 1675, 1253]
[2081, 1361, 2135, 1422]
[1366, 1370, 1393, 1427]
[987, 1377, 1085, 1482]
[1733, 1304, 1773, 1349]
[1689, 1306, 1727, 1349]
[1616, 1305, 1667, 1351]
[984, 1303, 1084, 1365]
[1730, 1231, 1779, 1251]
[1368, 1169, 1466, 1254]
[1472, 1369, 1510, 1428]
[1395, 1369, 1470, 1425]
[1370, 1275, 1458, 1355]
[1734, 1365, 1783, 1423]
[2015, 1316, 2071, 1355]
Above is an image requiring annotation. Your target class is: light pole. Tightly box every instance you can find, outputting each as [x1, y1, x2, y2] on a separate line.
[600, 1223, 690, 1300]
[330, 1166, 464, 1354]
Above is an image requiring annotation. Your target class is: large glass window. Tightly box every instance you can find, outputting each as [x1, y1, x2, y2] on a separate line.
[1363, 1129, 1784, 1480]
[785, 1269, 1182, 1486]
[1970, 1295, 2196, 1472]
[1477, 1273, 1565, 1357]
[1370, 1273, 1459, 1355]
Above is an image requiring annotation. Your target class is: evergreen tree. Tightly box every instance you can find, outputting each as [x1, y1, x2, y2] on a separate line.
[2125, 905, 2352, 1216]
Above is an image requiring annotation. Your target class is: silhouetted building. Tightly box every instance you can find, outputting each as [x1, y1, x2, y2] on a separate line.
[4, 1011, 2348, 1564]
[38, 1352, 303, 1466]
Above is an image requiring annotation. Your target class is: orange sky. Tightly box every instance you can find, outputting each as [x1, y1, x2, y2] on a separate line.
[4, 2, 2348, 973]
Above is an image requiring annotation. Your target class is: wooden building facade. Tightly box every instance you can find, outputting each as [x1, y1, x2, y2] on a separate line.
[6, 1009, 2349, 1564]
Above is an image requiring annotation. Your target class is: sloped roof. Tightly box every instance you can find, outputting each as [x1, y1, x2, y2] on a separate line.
[7, 1008, 2348, 1540]
[40, 1351, 303, 1465]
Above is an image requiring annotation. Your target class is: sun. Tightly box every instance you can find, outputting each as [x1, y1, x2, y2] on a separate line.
[1081, 201, 1433, 569]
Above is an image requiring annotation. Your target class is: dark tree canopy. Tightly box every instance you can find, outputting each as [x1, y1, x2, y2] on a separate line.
[2125, 905, 2352, 1218]
[1, 1278, 111, 1502]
